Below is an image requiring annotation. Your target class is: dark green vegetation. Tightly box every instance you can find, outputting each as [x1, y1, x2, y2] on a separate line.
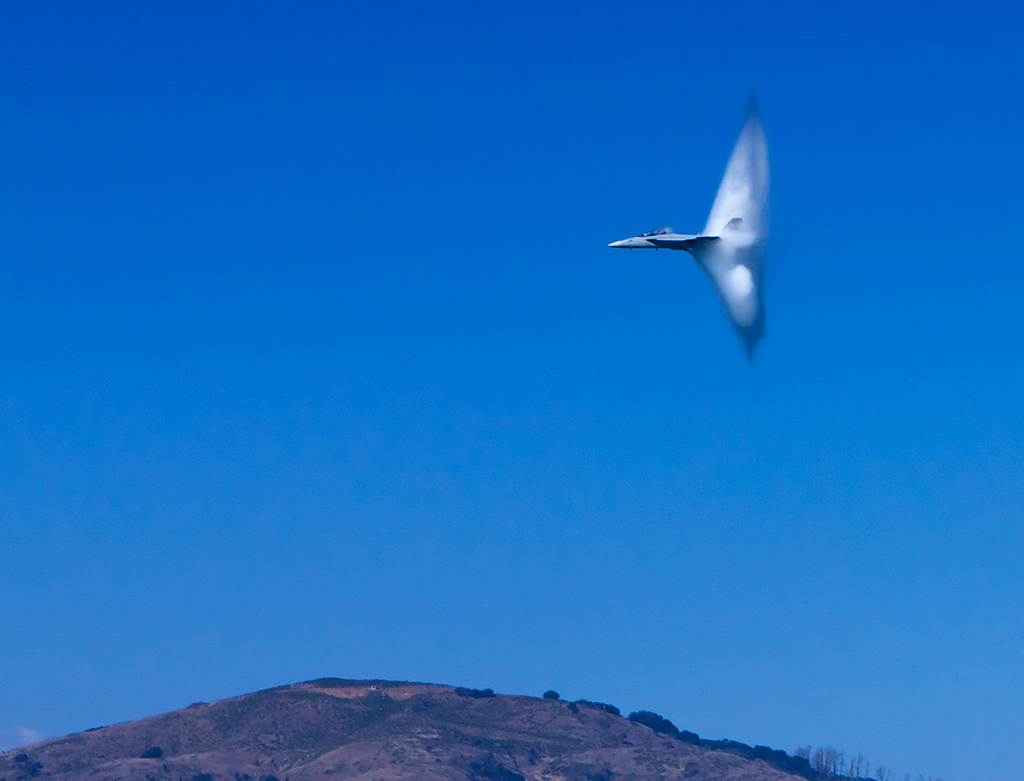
[626, 712, 811, 779]
[469, 755, 526, 781]
[0, 679, 836, 781]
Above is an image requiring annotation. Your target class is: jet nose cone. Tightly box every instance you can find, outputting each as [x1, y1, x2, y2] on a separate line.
[609, 236, 655, 249]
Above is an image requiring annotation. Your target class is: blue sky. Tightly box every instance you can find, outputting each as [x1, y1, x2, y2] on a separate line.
[1, 2, 1022, 780]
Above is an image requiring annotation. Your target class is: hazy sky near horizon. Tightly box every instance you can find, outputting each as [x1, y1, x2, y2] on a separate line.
[2, 3, 1023, 780]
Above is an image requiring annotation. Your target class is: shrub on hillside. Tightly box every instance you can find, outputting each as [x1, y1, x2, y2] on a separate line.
[455, 687, 496, 699]
[542, 690, 559, 700]
[469, 756, 525, 781]
[704, 739, 753, 758]
[752, 745, 789, 763]
[140, 747, 163, 759]
[696, 737, 814, 780]
[627, 711, 679, 738]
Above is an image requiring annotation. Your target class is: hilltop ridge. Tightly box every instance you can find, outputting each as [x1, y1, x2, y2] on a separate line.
[0, 679, 811, 781]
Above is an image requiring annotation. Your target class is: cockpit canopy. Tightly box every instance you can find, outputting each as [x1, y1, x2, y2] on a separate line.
[641, 227, 672, 237]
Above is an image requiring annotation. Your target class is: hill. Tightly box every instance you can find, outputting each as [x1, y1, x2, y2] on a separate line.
[0, 679, 812, 781]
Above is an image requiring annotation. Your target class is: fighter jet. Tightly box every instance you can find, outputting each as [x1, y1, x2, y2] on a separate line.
[610, 102, 769, 357]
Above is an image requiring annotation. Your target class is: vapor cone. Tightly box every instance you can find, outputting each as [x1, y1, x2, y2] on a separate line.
[691, 102, 770, 356]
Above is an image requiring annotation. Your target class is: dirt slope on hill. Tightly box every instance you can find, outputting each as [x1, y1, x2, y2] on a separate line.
[0, 679, 806, 781]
